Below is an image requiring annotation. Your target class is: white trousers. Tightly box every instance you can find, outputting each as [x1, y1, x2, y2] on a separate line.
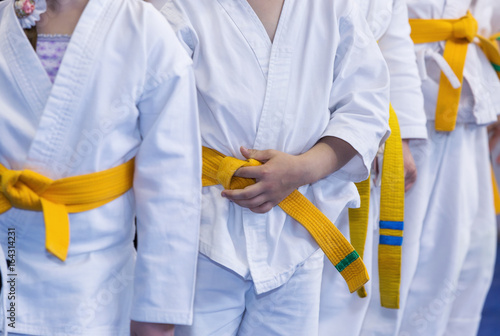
[319, 205, 376, 336]
[395, 123, 497, 336]
[176, 251, 324, 336]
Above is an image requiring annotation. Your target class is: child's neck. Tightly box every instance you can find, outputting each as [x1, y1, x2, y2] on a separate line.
[36, 0, 89, 35]
[247, 0, 284, 43]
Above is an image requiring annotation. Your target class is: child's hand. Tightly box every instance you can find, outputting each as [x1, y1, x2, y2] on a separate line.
[489, 118, 500, 164]
[130, 320, 175, 336]
[402, 140, 417, 191]
[221, 147, 307, 213]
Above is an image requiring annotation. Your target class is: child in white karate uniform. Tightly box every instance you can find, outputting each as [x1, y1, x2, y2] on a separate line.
[153, 0, 391, 334]
[0, 0, 201, 335]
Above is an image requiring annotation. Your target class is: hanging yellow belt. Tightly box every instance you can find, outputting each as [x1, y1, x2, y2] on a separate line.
[409, 11, 500, 131]
[0, 159, 135, 261]
[491, 33, 500, 215]
[491, 167, 500, 215]
[486, 32, 500, 77]
[349, 105, 405, 309]
[202, 146, 369, 293]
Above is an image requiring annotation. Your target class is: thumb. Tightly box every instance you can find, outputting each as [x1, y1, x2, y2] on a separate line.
[240, 146, 271, 162]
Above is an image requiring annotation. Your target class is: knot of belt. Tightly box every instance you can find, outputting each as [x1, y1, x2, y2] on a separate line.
[409, 11, 500, 132]
[201, 146, 369, 293]
[0, 159, 135, 261]
[1, 168, 52, 212]
[450, 12, 477, 42]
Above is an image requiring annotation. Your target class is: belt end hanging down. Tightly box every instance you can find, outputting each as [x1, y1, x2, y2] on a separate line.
[41, 198, 70, 262]
[357, 286, 368, 298]
[334, 251, 370, 293]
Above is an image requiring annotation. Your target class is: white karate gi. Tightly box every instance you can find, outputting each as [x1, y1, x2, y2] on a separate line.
[0, 0, 201, 335]
[156, 0, 390, 334]
[494, 3, 500, 33]
[395, 1, 500, 335]
[319, 1, 426, 335]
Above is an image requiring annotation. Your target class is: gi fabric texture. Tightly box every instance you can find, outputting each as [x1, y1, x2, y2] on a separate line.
[176, 251, 324, 336]
[397, 123, 496, 336]
[395, 0, 499, 335]
[319, 0, 426, 335]
[0, 0, 201, 334]
[159, 0, 390, 296]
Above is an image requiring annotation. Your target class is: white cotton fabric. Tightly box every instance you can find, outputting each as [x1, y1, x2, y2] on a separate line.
[397, 124, 497, 336]
[319, 1, 426, 335]
[0, 0, 201, 334]
[360, 139, 430, 336]
[376, 1, 499, 335]
[407, 0, 500, 126]
[175, 251, 324, 336]
[319, 205, 377, 336]
[157, 0, 390, 296]
[364, 0, 427, 140]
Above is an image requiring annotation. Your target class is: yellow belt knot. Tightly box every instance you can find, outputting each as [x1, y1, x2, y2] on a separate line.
[409, 10, 500, 131]
[451, 12, 477, 42]
[1, 169, 53, 212]
[0, 159, 135, 262]
[202, 147, 369, 293]
[216, 156, 260, 190]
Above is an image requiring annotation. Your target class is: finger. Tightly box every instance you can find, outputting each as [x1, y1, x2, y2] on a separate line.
[230, 195, 269, 209]
[240, 146, 274, 163]
[233, 165, 264, 179]
[404, 171, 417, 192]
[405, 178, 416, 192]
[249, 201, 275, 214]
[222, 184, 265, 200]
[489, 133, 500, 150]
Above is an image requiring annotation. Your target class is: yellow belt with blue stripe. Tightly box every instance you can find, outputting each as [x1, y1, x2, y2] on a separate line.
[202, 146, 369, 293]
[349, 105, 404, 309]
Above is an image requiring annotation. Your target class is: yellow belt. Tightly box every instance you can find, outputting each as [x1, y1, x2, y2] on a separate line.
[202, 146, 369, 293]
[349, 105, 405, 309]
[487, 32, 500, 77]
[491, 167, 500, 215]
[0, 159, 135, 261]
[409, 11, 500, 131]
[482, 33, 500, 215]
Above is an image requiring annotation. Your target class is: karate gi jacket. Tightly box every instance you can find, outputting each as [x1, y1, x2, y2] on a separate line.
[159, 0, 390, 294]
[360, 0, 427, 140]
[0, 0, 201, 334]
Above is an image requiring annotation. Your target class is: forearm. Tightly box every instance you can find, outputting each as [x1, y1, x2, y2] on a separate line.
[130, 320, 175, 336]
[297, 136, 357, 186]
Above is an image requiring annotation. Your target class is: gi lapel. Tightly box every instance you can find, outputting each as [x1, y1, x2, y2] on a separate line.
[1, 0, 52, 120]
[216, 0, 272, 78]
[251, 0, 296, 151]
[24, 0, 119, 177]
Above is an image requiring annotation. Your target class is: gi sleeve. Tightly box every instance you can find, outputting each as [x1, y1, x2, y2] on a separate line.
[378, 0, 427, 140]
[325, 2, 390, 182]
[131, 17, 201, 326]
[157, 0, 199, 58]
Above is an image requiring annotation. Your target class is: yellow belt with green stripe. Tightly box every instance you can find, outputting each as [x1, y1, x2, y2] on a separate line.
[487, 32, 500, 76]
[409, 11, 500, 131]
[0, 160, 135, 261]
[202, 146, 369, 293]
[349, 105, 404, 309]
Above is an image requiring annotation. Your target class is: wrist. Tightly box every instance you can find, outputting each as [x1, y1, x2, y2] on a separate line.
[296, 144, 338, 186]
[294, 153, 315, 187]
